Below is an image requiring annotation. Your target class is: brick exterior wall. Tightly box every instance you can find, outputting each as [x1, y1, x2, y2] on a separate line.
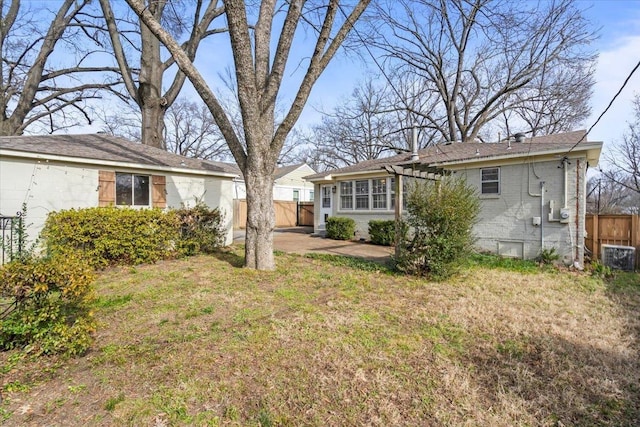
[315, 154, 589, 266]
[455, 156, 587, 265]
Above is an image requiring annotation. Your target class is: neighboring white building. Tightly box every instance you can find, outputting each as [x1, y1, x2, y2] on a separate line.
[0, 134, 239, 246]
[232, 163, 316, 201]
[306, 130, 603, 267]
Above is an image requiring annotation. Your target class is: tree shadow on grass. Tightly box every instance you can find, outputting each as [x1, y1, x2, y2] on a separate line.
[210, 247, 245, 268]
[605, 271, 640, 344]
[469, 332, 640, 425]
[466, 272, 640, 425]
[468, 271, 640, 427]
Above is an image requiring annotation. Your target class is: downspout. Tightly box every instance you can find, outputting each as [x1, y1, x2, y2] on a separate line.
[540, 181, 545, 251]
[564, 157, 569, 209]
[574, 159, 581, 269]
[528, 161, 544, 251]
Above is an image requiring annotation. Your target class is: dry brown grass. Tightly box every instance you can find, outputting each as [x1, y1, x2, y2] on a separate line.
[1, 249, 639, 426]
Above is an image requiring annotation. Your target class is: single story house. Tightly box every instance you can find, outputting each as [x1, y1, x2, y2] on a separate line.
[306, 130, 603, 267]
[0, 134, 239, 247]
[231, 163, 316, 202]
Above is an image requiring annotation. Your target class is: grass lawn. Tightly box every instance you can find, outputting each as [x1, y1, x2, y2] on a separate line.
[1, 249, 639, 426]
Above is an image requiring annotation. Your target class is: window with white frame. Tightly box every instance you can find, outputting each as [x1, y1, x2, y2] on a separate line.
[372, 178, 387, 209]
[481, 167, 500, 194]
[322, 187, 331, 207]
[340, 181, 353, 209]
[355, 180, 369, 209]
[293, 189, 300, 201]
[310, 190, 315, 202]
[116, 173, 150, 206]
[390, 177, 408, 209]
[336, 178, 403, 211]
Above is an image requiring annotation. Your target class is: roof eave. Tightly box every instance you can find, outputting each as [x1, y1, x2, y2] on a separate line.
[432, 142, 603, 167]
[0, 148, 239, 179]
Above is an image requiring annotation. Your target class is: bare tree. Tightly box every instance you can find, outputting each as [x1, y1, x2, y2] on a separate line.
[602, 95, 640, 197]
[0, 0, 121, 135]
[92, 101, 141, 140]
[586, 175, 637, 215]
[99, 0, 225, 148]
[373, 0, 596, 142]
[123, 0, 371, 269]
[164, 98, 231, 161]
[305, 78, 405, 169]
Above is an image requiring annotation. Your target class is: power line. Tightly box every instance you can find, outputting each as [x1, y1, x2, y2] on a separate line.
[565, 58, 640, 155]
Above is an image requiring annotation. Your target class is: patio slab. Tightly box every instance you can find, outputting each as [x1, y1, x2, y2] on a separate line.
[233, 227, 393, 263]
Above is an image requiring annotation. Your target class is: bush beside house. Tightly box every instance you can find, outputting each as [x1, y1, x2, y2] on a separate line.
[368, 220, 408, 246]
[395, 177, 480, 279]
[0, 254, 96, 356]
[0, 205, 228, 355]
[326, 217, 356, 240]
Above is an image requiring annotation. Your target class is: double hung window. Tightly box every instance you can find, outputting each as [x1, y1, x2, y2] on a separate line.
[116, 173, 150, 206]
[481, 167, 500, 194]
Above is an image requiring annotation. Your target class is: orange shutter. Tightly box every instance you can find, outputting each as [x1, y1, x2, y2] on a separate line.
[152, 175, 166, 208]
[98, 171, 116, 206]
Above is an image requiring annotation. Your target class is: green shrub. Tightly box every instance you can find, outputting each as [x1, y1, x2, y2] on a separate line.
[0, 254, 96, 355]
[589, 260, 614, 279]
[535, 247, 560, 265]
[326, 217, 356, 240]
[395, 176, 480, 280]
[42, 207, 180, 268]
[174, 203, 227, 255]
[368, 220, 407, 246]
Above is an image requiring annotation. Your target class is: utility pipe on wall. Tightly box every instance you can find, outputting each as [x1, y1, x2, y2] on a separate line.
[540, 181, 545, 251]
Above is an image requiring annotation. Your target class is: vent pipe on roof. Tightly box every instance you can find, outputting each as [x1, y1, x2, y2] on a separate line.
[411, 125, 419, 161]
[514, 132, 526, 143]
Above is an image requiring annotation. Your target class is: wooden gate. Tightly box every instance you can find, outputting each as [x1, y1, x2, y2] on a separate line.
[233, 200, 314, 229]
[585, 214, 639, 268]
[297, 202, 314, 226]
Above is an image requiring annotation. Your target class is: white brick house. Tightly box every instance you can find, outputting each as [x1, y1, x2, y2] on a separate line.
[0, 134, 239, 246]
[306, 130, 603, 266]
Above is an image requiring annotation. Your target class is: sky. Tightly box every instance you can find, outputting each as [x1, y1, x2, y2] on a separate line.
[578, 0, 640, 147]
[50, 0, 640, 163]
[296, 0, 640, 155]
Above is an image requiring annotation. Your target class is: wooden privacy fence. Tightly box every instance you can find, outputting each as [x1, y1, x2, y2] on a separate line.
[298, 202, 314, 226]
[585, 214, 639, 268]
[233, 200, 314, 229]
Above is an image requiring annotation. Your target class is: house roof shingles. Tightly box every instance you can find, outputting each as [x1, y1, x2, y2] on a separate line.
[0, 133, 239, 175]
[306, 130, 602, 180]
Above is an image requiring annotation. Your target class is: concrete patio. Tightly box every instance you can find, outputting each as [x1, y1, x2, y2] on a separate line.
[233, 227, 394, 263]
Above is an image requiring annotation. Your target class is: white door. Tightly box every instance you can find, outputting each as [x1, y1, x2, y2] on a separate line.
[319, 185, 333, 230]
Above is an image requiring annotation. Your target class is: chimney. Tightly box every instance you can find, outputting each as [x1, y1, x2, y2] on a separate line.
[411, 125, 419, 161]
[514, 132, 526, 143]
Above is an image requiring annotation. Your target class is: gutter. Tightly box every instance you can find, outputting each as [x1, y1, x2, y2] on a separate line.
[0, 149, 239, 179]
[431, 142, 603, 168]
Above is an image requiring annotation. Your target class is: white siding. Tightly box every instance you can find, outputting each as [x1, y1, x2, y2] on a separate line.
[234, 164, 316, 202]
[274, 164, 315, 201]
[166, 174, 234, 245]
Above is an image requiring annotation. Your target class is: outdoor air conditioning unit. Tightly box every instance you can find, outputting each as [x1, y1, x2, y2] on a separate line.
[601, 244, 636, 271]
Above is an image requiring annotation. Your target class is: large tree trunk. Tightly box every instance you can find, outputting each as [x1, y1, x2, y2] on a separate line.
[138, 19, 166, 149]
[124, 0, 371, 270]
[0, 118, 21, 136]
[244, 166, 276, 269]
